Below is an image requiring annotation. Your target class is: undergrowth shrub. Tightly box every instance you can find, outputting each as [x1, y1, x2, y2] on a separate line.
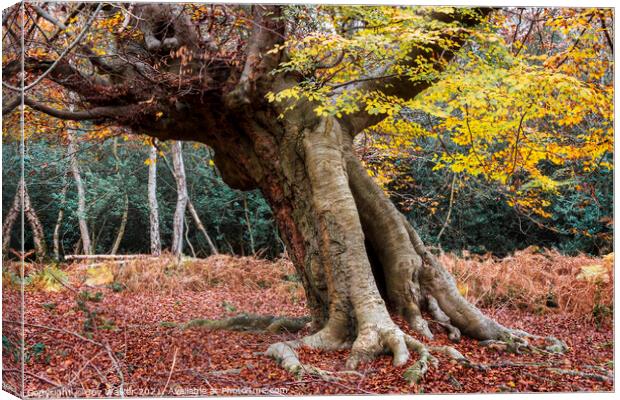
[443, 246, 613, 321]
[77, 254, 304, 300]
[54, 248, 614, 322]
[2, 263, 68, 292]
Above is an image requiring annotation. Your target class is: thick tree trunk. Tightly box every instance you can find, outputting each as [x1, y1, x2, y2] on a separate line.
[67, 131, 92, 254]
[170, 141, 188, 256]
[148, 145, 162, 256]
[195, 108, 562, 373]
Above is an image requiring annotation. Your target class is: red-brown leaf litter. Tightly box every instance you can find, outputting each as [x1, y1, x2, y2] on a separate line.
[2, 252, 613, 397]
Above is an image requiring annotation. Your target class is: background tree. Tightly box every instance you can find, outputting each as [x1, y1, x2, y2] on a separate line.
[170, 141, 188, 257]
[67, 130, 92, 255]
[147, 144, 162, 256]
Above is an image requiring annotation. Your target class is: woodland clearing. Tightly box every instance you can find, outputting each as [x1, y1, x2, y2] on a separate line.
[2, 251, 613, 396]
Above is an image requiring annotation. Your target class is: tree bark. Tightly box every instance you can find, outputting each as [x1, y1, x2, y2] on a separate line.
[110, 137, 128, 255]
[110, 193, 128, 255]
[22, 179, 47, 259]
[148, 145, 162, 256]
[160, 147, 218, 255]
[187, 200, 219, 255]
[242, 193, 255, 255]
[2, 181, 21, 256]
[3, 178, 47, 260]
[67, 130, 92, 255]
[53, 179, 69, 260]
[170, 141, 188, 257]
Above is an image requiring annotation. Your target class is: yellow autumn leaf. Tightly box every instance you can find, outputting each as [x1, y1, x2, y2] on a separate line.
[576, 264, 609, 284]
[84, 265, 115, 287]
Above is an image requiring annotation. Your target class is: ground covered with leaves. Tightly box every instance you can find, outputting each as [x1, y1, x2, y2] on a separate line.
[2, 251, 613, 396]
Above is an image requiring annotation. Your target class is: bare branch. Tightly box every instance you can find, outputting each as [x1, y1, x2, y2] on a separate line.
[2, 96, 131, 121]
[31, 4, 67, 30]
[338, 8, 493, 135]
[225, 5, 285, 108]
[3, 3, 103, 93]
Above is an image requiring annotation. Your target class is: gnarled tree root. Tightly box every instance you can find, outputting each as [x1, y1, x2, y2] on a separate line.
[163, 313, 311, 333]
[479, 330, 567, 355]
[265, 327, 355, 381]
[265, 323, 567, 385]
[266, 329, 477, 386]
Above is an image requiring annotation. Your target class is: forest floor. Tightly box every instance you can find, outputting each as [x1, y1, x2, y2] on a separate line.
[2, 250, 614, 396]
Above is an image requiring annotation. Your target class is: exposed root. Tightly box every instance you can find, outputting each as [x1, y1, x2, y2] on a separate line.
[548, 368, 612, 382]
[266, 326, 352, 380]
[406, 312, 434, 340]
[164, 313, 311, 333]
[346, 324, 410, 370]
[428, 345, 468, 363]
[402, 334, 437, 385]
[426, 295, 461, 342]
[480, 330, 568, 355]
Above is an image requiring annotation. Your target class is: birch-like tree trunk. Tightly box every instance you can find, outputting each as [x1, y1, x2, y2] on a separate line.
[53, 178, 69, 260]
[22, 178, 47, 259]
[170, 141, 188, 256]
[148, 145, 162, 255]
[2, 179, 47, 259]
[67, 130, 92, 255]
[110, 193, 128, 255]
[187, 201, 218, 255]
[110, 138, 129, 255]
[162, 149, 218, 256]
[2, 181, 21, 256]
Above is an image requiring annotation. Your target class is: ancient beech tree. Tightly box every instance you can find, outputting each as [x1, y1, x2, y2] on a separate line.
[2, 3, 566, 379]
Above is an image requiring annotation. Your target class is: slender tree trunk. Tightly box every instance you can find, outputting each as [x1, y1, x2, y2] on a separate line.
[160, 147, 217, 255]
[184, 217, 197, 258]
[110, 193, 128, 255]
[67, 130, 91, 254]
[148, 145, 162, 255]
[242, 194, 255, 255]
[22, 179, 47, 259]
[110, 138, 129, 255]
[187, 201, 219, 255]
[3, 179, 47, 259]
[171, 141, 188, 256]
[53, 178, 69, 260]
[2, 181, 21, 256]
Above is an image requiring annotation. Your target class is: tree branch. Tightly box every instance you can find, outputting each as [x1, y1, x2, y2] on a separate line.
[225, 5, 285, 108]
[338, 8, 494, 135]
[599, 13, 613, 54]
[2, 96, 131, 121]
[31, 4, 67, 30]
[2, 96, 21, 115]
[3, 3, 103, 92]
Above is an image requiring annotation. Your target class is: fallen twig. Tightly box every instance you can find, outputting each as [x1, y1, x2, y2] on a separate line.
[4, 369, 62, 388]
[162, 347, 179, 395]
